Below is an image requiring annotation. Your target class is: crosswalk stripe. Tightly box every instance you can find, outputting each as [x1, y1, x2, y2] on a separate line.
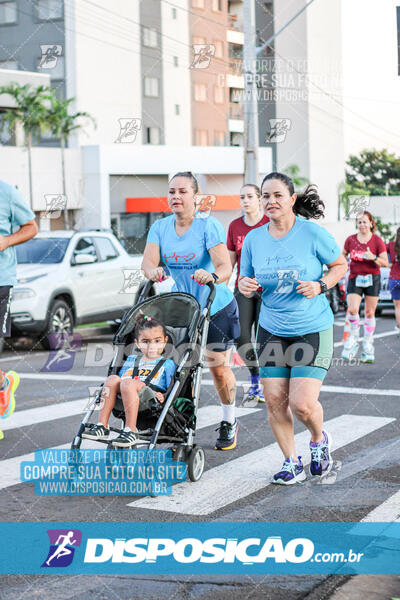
[1, 398, 89, 431]
[200, 380, 400, 397]
[10, 373, 104, 381]
[0, 404, 260, 491]
[361, 490, 400, 522]
[128, 415, 394, 515]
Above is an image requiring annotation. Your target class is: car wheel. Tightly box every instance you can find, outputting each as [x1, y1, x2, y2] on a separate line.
[329, 286, 340, 314]
[41, 299, 74, 350]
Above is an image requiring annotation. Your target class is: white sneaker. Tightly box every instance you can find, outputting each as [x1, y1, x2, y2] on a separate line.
[341, 333, 359, 360]
[361, 340, 374, 363]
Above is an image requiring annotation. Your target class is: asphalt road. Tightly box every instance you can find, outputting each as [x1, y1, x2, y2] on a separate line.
[0, 310, 399, 599]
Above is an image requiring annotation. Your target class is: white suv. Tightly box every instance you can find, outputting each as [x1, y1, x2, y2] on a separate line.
[11, 229, 144, 348]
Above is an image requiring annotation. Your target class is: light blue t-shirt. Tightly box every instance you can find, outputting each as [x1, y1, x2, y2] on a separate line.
[0, 180, 35, 286]
[119, 354, 176, 391]
[147, 214, 234, 316]
[240, 216, 341, 336]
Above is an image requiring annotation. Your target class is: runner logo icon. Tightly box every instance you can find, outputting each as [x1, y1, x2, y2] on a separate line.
[42, 529, 82, 568]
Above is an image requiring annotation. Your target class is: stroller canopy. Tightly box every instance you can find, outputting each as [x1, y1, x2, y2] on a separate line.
[116, 292, 201, 350]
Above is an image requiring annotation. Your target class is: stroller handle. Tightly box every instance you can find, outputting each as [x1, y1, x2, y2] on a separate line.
[137, 278, 216, 311]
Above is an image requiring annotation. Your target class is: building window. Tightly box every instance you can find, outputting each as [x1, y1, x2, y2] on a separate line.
[192, 0, 205, 8]
[194, 83, 207, 102]
[214, 131, 225, 146]
[212, 0, 223, 11]
[214, 85, 224, 104]
[146, 127, 161, 144]
[144, 77, 159, 97]
[193, 36, 206, 46]
[173, 55, 178, 67]
[214, 40, 224, 58]
[175, 104, 180, 115]
[142, 26, 158, 48]
[0, 59, 18, 69]
[172, 7, 177, 18]
[194, 129, 208, 146]
[0, 1, 17, 24]
[35, 0, 63, 21]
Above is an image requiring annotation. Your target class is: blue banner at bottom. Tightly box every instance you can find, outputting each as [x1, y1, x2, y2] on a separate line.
[0, 522, 399, 574]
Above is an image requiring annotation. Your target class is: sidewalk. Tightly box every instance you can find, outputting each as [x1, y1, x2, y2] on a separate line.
[327, 575, 400, 599]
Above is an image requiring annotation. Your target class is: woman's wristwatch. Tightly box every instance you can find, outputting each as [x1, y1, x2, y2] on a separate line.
[318, 279, 328, 294]
[211, 272, 220, 284]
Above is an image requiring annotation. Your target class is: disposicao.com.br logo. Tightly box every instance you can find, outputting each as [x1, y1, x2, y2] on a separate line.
[82, 536, 363, 565]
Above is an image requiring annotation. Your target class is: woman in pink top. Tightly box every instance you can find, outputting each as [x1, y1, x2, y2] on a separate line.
[227, 184, 269, 403]
[342, 211, 388, 363]
[386, 226, 400, 333]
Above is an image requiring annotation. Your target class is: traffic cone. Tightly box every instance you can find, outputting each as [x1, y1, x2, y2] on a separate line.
[342, 310, 351, 343]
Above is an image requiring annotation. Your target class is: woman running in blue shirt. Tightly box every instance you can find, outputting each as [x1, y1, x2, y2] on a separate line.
[239, 172, 347, 484]
[142, 172, 240, 451]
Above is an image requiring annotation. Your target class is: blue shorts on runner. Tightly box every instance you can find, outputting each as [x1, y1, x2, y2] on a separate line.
[207, 297, 240, 352]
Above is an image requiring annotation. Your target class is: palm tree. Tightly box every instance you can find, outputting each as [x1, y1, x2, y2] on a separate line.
[46, 96, 95, 228]
[0, 83, 50, 207]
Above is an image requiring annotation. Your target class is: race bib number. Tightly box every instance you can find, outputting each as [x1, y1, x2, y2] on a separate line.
[355, 274, 373, 288]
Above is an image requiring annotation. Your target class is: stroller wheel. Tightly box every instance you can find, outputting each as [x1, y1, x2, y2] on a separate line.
[172, 445, 187, 463]
[188, 446, 205, 482]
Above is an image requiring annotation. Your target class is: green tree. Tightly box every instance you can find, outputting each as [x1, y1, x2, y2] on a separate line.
[283, 164, 309, 189]
[0, 83, 50, 206]
[46, 95, 95, 228]
[345, 149, 400, 195]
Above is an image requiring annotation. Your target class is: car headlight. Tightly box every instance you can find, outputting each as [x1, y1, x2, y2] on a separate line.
[12, 288, 36, 300]
[17, 274, 48, 284]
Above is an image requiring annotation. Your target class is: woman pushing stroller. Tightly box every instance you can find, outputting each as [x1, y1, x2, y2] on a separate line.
[82, 313, 176, 447]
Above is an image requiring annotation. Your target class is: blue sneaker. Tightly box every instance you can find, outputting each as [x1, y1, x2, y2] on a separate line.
[271, 456, 306, 485]
[309, 430, 333, 478]
[243, 376, 265, 404]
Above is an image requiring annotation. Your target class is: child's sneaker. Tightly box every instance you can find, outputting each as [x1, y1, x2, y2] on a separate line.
[271, 456, 306, 485]
[112, 429, 138, 448]
[82, 424, 110, 440]
[309, 430, 333, 478]
[0, 428, 3, 440]
[0, 371, 20, 419]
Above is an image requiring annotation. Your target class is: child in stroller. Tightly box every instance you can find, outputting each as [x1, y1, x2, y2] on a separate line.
[82, 313, 176, 447]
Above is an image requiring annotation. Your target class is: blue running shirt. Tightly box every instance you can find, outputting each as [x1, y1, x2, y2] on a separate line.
[240, 216, 341, 336]
[119, 354, 176, 391]
[147, 214, 233, 316]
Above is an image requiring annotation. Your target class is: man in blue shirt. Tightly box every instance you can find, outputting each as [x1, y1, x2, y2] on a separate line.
[0, 179, 38, 439]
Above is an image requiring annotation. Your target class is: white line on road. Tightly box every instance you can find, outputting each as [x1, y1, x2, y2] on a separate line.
[0, 404, 261, 490]
[128, 415, 394, 515]
[201, 380, 400, 397]
[334, 329, 399, 348]
[361, 489, 400, 522]
[10, 373, 104, 382]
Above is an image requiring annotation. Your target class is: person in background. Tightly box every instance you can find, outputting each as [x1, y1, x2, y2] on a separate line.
[227, 184, 269, 403]
[386, 226, 400, 334]
[342, 212, 388, 363]
[0, 179, 38, 440]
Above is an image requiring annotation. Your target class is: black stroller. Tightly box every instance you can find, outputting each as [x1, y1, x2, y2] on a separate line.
[71, 280, 215, 482]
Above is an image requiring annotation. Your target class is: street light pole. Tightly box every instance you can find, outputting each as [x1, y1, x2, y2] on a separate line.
[242, 0, 318, 181]
[243, 0, 259, 183]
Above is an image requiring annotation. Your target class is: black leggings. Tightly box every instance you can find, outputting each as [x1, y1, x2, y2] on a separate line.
[234, 288, 262, 377]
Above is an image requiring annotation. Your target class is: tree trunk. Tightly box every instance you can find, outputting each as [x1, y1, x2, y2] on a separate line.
[61, 137, 69, 229]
